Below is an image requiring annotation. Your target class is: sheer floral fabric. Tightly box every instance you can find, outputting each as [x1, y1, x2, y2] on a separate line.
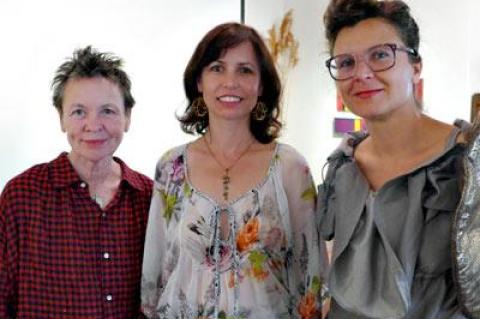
[141, 143, 327, 319]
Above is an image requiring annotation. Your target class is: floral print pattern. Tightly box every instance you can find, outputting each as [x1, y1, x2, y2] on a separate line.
[141, 144, 327, 319]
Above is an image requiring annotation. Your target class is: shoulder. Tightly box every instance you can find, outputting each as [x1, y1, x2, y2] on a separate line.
[153, 144, 188, 183]
[0, 160, 51, 215]
[121, 163, 153, 193]
[276, 143, 309, 167]
[2, 161, 50, 195]
[276, 143, 314, 182]
[156, 145, 186, 167]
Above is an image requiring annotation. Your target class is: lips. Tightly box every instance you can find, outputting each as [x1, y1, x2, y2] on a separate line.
[217, 95, 242, 102]
[354, 89, 383, 99]
[83, 139, 107, 147]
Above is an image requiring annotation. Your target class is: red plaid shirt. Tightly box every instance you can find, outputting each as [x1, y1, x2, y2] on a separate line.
[0, 153, 153, 318]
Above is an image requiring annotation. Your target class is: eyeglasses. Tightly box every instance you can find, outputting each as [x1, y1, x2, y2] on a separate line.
[325, 43, 418, 81]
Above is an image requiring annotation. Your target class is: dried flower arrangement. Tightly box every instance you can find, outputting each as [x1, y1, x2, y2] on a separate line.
[267, 9, 299, 70]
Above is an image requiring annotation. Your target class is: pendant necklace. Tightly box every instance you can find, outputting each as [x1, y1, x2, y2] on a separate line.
[203, 133, 255, 201]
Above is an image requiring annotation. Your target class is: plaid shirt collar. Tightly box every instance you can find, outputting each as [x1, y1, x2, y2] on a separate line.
[50, 152, 148, 191]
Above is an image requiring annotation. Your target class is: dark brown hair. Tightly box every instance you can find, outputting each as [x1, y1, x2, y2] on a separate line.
[324, 0, 421, 63]
[51, 46, 134, 115]
[180, 22, 282, 144]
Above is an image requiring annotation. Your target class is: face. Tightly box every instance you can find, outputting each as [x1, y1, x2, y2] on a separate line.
[332, 18, 422, 121]
[197, 41, 262, 125]
[60, 77, 131, 164]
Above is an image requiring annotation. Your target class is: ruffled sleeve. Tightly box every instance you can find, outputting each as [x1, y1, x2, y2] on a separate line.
[317, 133, 359, 241]
[279, 145, 329, 318]
[141, 146, 187, 318]
[416, 144, 464, 276]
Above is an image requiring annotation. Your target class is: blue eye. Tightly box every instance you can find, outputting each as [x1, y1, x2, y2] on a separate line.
[370, 48, 391, 61]
[70, 109, 85, 117]
[102, 108, 116, 115]
[336, 56, 355, 70]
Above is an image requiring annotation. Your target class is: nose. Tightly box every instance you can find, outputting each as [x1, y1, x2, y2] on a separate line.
[352, 58, 374, 80]
[222, 71, 240, 89]
[84, 113, 103, 132]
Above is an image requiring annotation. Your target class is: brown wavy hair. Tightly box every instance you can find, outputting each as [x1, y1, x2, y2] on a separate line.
[180, 22, 282, 144]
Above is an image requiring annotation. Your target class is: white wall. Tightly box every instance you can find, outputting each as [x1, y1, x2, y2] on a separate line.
[0, 0, 478, 190]
[0, 0, 239, 189]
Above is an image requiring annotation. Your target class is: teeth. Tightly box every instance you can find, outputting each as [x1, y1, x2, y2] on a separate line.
[218, 96, 241, 102]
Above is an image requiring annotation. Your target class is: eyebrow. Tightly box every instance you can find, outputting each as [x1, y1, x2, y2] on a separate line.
[214, 59, 255, 67]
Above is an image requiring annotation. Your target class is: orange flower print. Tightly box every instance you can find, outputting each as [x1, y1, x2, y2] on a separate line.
[228, 270, 235, 288]
[251, 265, 269, 281]
[298, 291, 318, 319]
[236, 217, 259, 252]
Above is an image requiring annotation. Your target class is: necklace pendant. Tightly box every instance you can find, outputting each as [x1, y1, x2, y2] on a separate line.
[222, 170, 230, 201]
[223, 175, 230, 184]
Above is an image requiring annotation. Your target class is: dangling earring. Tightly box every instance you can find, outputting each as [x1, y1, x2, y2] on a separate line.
[192, 97, 208, 117]
[252, 101, 267, 121]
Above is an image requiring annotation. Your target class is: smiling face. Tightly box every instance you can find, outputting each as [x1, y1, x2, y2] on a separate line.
[333, 18, 422, 121]
[197, 41, 262, 125]
[60, 77, 131, 165]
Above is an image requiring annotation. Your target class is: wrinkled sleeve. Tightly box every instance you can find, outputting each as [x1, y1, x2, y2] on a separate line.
[0, 184, 18, 318]
[141, 154, 178, 318]
[282, 148, 329, 318]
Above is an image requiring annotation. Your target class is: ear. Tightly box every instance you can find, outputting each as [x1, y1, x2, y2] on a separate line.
[124, 108, 132, 132]
[412, 60, 422, 84]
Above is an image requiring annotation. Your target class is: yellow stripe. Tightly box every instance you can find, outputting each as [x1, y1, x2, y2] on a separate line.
[354, 119, 361, 131]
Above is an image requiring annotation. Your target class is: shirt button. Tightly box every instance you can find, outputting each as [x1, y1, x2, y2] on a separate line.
[103, 252, 110, 259]
[101, 212, 107, 218]
[80, 182, 87, 188]
[106, 294, 113, 301]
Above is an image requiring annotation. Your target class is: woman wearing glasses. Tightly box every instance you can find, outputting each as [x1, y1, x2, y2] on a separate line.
[319, 0, 469, 318]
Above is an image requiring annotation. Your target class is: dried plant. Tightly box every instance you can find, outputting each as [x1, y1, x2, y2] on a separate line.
[267, 9, 299, 70]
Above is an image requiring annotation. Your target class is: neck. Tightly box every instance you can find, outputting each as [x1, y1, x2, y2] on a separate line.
[365, 107, 426, 157]
[68, 153, 119, 186]
[206, 120, 256, 157]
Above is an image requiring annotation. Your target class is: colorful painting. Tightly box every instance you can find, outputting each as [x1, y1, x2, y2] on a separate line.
[334, 118, 366, 134]
[334, 91, 365, 135]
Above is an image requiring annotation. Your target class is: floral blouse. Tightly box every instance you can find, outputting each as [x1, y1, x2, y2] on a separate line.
[141, 143, 327, 319]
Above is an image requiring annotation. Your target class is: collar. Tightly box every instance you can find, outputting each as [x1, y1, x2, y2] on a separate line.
[50, 152, 148, 191]
[331, 119, 470, 163]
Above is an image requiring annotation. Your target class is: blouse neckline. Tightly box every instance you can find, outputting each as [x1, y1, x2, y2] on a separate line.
[346, 122, 467, 194]
[183, 142, 280, 207]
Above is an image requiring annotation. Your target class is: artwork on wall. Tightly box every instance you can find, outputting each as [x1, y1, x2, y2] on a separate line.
[333, 92, 366, 135]
[266, 9, 299, 71]
[266, 9, 299, 120]
[471, 93, 480, 122]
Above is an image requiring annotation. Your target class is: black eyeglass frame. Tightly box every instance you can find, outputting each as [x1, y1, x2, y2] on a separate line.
[325, 43, 419, 81]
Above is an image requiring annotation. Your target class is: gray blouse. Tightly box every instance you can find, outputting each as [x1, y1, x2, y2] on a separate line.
[319, 121, 469, 319]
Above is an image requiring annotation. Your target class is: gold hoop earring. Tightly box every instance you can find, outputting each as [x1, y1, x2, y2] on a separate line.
[192, 97, 208, 117]
[252, 101, 267, 121]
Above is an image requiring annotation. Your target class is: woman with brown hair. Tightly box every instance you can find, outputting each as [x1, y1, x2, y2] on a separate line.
[141, 22, 327, 319]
